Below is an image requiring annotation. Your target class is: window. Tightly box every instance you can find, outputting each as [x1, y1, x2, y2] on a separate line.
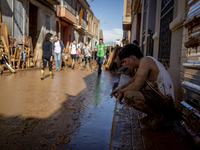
[46, 15, 51, 33]
[56, 21, 59, 35]
[158, 0, 174, 69]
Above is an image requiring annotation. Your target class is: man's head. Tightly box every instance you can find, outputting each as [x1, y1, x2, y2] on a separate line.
[73, 40, 76, 44]
[54, 35, 59, 41]
[99, 38, 103, 44]
[118, 44, 143, 70]
[133, 40, 139, 46]
[86, 42, 89, 46]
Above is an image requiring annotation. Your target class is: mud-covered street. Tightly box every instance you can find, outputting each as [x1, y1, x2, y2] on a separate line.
[0, 68, 118, 149]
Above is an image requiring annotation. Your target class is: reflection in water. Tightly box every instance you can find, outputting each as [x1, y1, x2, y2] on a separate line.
[93, 75, 102, 106]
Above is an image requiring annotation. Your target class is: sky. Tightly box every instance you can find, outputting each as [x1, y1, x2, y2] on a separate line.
[89, 0, 124, 45]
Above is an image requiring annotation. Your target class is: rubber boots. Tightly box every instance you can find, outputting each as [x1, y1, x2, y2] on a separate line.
[50, 71, 53, 79]
[41, 70, 44, 80]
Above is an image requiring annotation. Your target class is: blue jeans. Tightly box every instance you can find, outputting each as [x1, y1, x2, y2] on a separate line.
[54, 52, 61, 70]
[97, 57, 103, 65]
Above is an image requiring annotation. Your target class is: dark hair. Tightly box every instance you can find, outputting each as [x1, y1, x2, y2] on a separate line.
[54, 35, 58, 38]
[44, 33, 53, 42]
[118, 44, 143, 60]
[133, 40, 139, 46]
[99, 38, 103, 41]
[72, 39, 76, 42]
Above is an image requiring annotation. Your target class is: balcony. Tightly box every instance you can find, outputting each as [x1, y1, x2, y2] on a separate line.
[123, 0, 132, 30]
[81, 18, 86, 28]
[76, 17, 86, 30]
[63, 1, 76, 16]
[57, 6, 76, 24]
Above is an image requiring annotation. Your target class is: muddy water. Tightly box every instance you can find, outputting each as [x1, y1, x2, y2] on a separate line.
[0, 67, 118, 149]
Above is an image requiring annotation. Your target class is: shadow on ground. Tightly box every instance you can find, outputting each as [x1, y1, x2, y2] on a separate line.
[0, 69, 119, 150]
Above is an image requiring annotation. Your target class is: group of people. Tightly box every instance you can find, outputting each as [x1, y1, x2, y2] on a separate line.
[68, 38, 106, 73]
[41, 33, 106, 80]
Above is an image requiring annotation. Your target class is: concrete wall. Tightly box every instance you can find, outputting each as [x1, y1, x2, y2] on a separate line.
[1, 0, 13, 36]
[152, 0, 161, 59]
[130, 14, 137, 43]
[138, 0, 188, 110]
[1, 0, 29, 37]
[168, 0, 187, 110]
[30, 0, 56, 61]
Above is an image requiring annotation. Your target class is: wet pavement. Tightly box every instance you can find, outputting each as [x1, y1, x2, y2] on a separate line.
[111, 74, 199, 150]
[0, 68, 199, 150]
[0, 67, 118, 149]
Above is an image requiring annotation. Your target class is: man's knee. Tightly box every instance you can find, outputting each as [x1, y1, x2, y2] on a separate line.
[124, 90, 145, 101]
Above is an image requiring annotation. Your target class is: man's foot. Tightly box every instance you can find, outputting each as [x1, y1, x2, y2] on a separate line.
[139, 116, 149, 123]
[140, 115, 165, 131]
[98, 68, 102, 73]
[41, 70, 44, 80]
[58, 69, 61, 72]
[150, 115, 165, 130]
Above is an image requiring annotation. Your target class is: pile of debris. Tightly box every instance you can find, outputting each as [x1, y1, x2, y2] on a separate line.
[103, 46, 135, 77]
[0, 21, 35, 74]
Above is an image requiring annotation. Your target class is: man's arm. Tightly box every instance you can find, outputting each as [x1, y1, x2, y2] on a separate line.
[61, 40, 65, 53]
[104, 47, 106, 56]
[89, 47, 92, 53]
[120, 58, 150, 94]
[119, 73, 137, 90]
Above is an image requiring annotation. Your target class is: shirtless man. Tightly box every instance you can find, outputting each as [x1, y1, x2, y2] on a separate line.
[110, 44, 174, 131]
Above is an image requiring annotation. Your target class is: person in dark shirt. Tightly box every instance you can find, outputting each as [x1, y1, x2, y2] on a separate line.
[41, 33, 53, 80]
[133, 40, 139, 47]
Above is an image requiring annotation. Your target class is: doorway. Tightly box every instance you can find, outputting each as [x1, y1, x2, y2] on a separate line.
[29, 3, 38, 52]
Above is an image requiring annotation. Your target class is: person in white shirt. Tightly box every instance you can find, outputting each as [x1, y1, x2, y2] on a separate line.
[69, 40, 78, 69]
[52, 35, 65, 71]
[84, 42, 92, 71]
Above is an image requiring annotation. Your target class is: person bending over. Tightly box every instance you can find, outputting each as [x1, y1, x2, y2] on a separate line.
[110, 44, 174, 131]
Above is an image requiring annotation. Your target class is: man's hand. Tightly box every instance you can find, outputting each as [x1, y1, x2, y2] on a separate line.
[50, 56, 53, 62]
[110, 87, 122, 98]
[62, 53, 65, 56]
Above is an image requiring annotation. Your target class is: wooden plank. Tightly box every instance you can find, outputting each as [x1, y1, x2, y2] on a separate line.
[1, 22, 11, 65]
[1, 22, 9, 49]
[1, 36, 11, 65]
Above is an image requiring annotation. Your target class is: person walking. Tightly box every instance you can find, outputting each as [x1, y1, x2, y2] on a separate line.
[69, 40, 78, 69]
[41, 33, 53, 80]
[96, 38, 106, 73]
[84, 42, 92, 71]
[52, 35, 65, 71]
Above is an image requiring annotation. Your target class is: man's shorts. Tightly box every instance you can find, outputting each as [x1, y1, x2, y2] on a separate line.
[140, 90, 174, 115]
[71, 54, 76, 60]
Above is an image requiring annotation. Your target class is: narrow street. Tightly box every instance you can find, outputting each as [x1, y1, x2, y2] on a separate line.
[0, 68, 118, 149]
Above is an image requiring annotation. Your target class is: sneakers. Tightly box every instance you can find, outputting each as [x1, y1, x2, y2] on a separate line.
[140, 115, 165, 131]
[41, 70, 44, 80]
[98, 68, 102, 73]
